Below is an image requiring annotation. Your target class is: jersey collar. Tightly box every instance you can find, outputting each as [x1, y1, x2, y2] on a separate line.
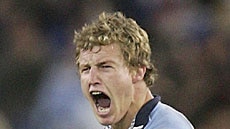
[133, 95, 161, 128]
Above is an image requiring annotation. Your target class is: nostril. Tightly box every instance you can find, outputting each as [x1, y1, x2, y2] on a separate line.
[89, 82, 100, 87]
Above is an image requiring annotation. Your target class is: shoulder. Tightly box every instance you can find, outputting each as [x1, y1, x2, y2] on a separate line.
[145, 102, 194, 129]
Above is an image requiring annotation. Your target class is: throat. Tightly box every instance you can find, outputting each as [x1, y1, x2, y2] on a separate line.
[111, 109, 136, 129]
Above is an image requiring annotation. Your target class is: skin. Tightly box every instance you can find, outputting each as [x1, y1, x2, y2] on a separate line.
[78, 43, 153, 129]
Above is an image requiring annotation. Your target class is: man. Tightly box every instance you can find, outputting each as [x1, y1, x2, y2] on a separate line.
[74, 11, 194, 129]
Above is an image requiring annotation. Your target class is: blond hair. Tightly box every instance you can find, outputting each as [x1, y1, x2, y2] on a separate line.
[74, 11, 157, 87]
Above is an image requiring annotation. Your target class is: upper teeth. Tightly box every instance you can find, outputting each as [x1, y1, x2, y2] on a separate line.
[91, 91, 102, 95]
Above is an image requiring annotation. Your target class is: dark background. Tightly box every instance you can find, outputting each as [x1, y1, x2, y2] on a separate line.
[0, 0, 229, 129]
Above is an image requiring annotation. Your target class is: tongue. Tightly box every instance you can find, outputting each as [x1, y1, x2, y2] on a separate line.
[97, 98, 110, 108]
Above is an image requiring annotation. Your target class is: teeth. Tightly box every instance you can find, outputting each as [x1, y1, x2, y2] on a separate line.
[98, 106, 109, 113]
[91, 91, 102, 95]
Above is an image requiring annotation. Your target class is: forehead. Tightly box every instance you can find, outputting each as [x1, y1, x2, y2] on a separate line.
[78, 44, 123, 64]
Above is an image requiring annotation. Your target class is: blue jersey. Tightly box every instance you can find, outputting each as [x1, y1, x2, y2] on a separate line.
[134, 95, 194, 129]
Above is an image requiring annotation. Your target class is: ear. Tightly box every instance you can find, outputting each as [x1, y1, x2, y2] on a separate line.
[132, 66, 146, 83]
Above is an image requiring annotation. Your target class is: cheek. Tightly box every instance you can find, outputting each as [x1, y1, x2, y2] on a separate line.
[80, 77, 89, 97]
[111, 74, 133, 97]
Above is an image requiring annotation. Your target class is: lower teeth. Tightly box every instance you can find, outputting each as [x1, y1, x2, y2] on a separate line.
[98, 106, 109, 113]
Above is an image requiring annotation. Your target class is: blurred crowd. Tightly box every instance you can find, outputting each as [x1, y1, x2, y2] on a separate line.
[0, 0, 229, 129]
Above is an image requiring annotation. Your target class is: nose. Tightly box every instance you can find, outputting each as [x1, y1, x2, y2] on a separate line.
[88, 67, 100, 86]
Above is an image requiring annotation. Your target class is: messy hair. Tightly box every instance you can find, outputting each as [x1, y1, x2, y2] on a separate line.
[74, 11, 157, 87]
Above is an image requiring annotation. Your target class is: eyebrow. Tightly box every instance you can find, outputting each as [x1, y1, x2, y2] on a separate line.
[96, 61, 110, 66]
[79, 60, 115, 68]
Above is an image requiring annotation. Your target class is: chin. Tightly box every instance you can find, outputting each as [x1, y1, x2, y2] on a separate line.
[97, 117, 114, 126]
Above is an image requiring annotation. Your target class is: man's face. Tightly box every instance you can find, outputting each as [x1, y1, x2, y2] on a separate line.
[78, 43, 135, 125]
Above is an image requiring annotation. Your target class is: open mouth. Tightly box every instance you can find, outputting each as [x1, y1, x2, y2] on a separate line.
[90, 91, 111, 113]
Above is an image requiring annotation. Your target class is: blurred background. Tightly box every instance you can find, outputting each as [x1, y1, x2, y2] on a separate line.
[0, 0, 229, 129]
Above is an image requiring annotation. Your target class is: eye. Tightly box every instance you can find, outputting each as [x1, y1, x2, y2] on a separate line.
[101, 65, 111, 68]
[81, 67, 90, 73]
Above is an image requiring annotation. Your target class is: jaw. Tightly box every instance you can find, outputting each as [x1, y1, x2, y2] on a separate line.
[96, 100, 136, 127]
[88, 89, 139, 126]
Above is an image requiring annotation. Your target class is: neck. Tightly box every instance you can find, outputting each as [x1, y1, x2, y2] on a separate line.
[112, 82, 153, 129]
[111, 114, 134, 129]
